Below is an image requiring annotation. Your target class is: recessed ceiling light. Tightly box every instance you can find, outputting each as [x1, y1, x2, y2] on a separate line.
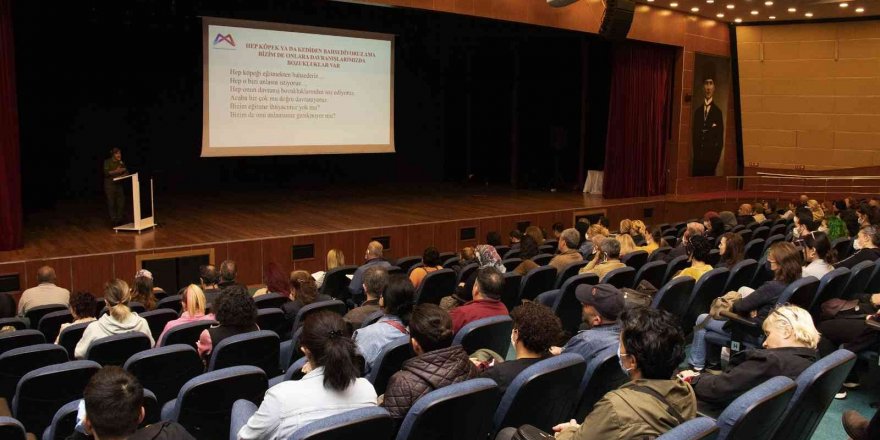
[670, 2, 678, 6]
[856, 7, 865, 12]
[839, 2, 848, 7]
[707, 0, 715, 3]
[769, 15, 776, 19]
[805, 12, 813, 17]
[735, 17, 743, 22]
[691, 6, 700, 11]
[764, 0, 773, 4]
[751, 10, 759, 14]
[788, 7, 796, 12]
[717, 12, 725, 17]
[727, 4, 735, 8]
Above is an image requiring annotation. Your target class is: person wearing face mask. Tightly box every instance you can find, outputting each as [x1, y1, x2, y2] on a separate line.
[834, 225, 880, 269]
[549, 307, 696, 440]
[548, 284, 624, 364]
[801, 231, 834, 279]
[792, 209, 817, 243]
[678, 305, 819, 411]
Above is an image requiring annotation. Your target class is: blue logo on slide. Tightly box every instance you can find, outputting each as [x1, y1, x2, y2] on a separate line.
[213, 33, 236, 49]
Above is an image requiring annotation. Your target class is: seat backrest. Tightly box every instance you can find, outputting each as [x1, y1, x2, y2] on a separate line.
[366, 335, 414, 395]
[44, 390, 160, 440]
[124, 344, 205, 407]
[657, 417, 719, 440]
[387, 265, 405, 275]
[495, 246, 511, 258]
[156, 295, 183, 314]
[621, 250, 648, 272]
[768, 224, 787, 238]
[772, 349, 856, 440]
[810, 268, 851, 319]
[634, 261, 668, 291]
[0, 329, 46, 357]
[0, 416, 25, 440]
[722, 259, 758, 293]
[716, 376, 796, 440]
[57, 323, 89, 359]
[831, 237, 853, 261]
[763, 234, 785, 253]
[539, 244, 556, 254]
[601, 266, 636, 289]
[553, 274, 599, 336]
[842, 260, 875, 300]
[360, 310, 385, 329]
[737, 229, 753, 244]
[572, 347, 628, 421]
[0, 343, 67, 401]
[503, 249, 521, 259]
[415, 269, 457, 305]
[652, 277, 696, 321]
[396, 378, 500, 440]
[13, 360, 101, 435]
[25, 305, 68, 330]
[86, 332, 152, 366]
[492, 353, 586, 433]
[781, 276, 820, 310]
[253, 292, 290, 310]
[663, 255, 690, 286]
[744, 239, 765, 261]
[751, 226, 770, 241]
[256, 308, 286, 337]
[36, 310, 73, 343]
[458, 263, 479, 284]
[649, 246, 673, 262]
[395, 257, 422, 273]
[171, 366, 267, 440]
[208, 330, 280, 376]
[749, 255, 773, 289]
[683, 268, 730, 327]
[452, 315, 513, 358]
[140, 309, 179, 341]
[554, 261, 589, 289]
[500, 272, 523, 311]
[320, 265, 359, 300]
[531, 253, 554, 266]
[292, 406, 393, 440]
[520, 266, 557, 301]
[0, 318, 26, 331]
[706, 249, 721, 266]
[501, 258, 522, 273]
[292, 300, 348, 332]
[866, 260, 880, 293]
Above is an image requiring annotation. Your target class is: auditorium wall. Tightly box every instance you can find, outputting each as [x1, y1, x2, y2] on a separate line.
[736, 20, 880, 171]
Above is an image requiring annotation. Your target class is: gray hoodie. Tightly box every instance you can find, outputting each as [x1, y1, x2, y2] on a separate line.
[74, 312, 154, 359]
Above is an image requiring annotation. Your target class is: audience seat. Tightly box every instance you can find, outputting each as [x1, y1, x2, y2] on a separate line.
[551, 274, 599, 336]
[601, 266, 635, 289]
[682, 268, 729, 329]
[500, 272, 523, 311]
[0, 344, 68, 401]
[786, 276, 820, 310]
[539, 244, 556, 255]
[438, 251, 456, 262]
[35, 311, 72, 344]
[744, 239, 765, 261]
[453, 315, 513, 358]
[0, 417, 25, 440]
[0, 330, 45, 358]
[86, 332, 152, 366]
[156, 295, 183, 314]
[732, 225, 746, 233]
[492, 353, 585, 434]
[652, 277, 696, 322]
[396, 378, 500, 440]
[706, 249, 721, 267]
[57, 323, 89, 359]
[621, 250, 648, 272]
[140, 309, 179, 341]
[24, 305, 67, 330]
[256, 308, 286, 337]
[737, 229, 753, 244]
[749, 255, 773, 289]
[714, 376, 796, 440]
[42, 389, 161, 440]
[841, 260, 875, 300]
[457, 263, 479, 284]
[158, 319, 216, 349]
[291, 300, 349, 337]
[0, 319, 26, 331]
[808, 268, 850, 319]
[649, 246, 672, 262]
[830, 237, 853, 261]
[503, 249, 521, 260]
[501, 258, 522, 273]
[161, 366, 268, 440]
[721, 259, 757, 293]
[763, 234, 785, 253]
[99, 302, 145, 316]
[253, 292, 290, 310]
[633, 261, 667, 290]
[520, 266, 556, 302]
[360, 310, 385, 329]
[387, 266, 405, 275]
[415, 269, 457, 305]
[663, 255, 690, 286]
[866, 260, 880, 293]
[767, 224, 787, 239]
[294, 407, 393, 440]
[663, 236, 679, 248]
[657, 417, 719, 440]
[124, 344, 205, 407]
[772, 349, 856, 440]
[365, 335, 413, 395]
[494, 246, 511, 258]
[320, 265, 358, 301]
[554, 261, 588, 289]
[531, 254, 554, 266]
[571, 346, 627, 421]
[9, 360, 101, 436]
[751, 226, 770, 241]
[395, 257, 422, 274]
[208, 330, 280, 377]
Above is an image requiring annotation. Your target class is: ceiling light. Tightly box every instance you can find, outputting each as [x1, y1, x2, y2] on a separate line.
[707, 0, 715, 3]
[764, 0, 773, 4]
[856, 7, 865, 12]
[670, 2, 678, 6]
[788, 7, 796, 12]
[751, 9, 759, 14]
[734, 17, 743, 22]
[839, 2, 848, 7]
[717, 12, 725, 17]
[805, 12, 813, 16]
[769, 15, 776, 19]
[727, 4, 735, 8]
[647, 0, 654, 2]
[692, 6, 700, 11]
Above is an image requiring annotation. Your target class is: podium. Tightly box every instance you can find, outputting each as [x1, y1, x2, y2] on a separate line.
[113, 173, 156, 233]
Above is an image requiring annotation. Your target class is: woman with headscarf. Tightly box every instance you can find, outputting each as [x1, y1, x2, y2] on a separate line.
[440, 244, 506, 311]
[719, 211, 738, 230]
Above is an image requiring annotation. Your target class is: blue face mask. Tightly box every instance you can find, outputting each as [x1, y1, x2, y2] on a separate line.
[617, 345, 633, 376]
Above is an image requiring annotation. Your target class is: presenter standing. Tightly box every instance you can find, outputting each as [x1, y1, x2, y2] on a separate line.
[103, 148, 128, 225]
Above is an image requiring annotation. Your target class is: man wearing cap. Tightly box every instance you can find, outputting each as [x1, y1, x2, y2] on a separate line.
[549, 283, 624, 365]
[691, 65, 724, 177]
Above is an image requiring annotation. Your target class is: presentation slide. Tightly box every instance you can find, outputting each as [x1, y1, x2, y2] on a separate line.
[201, 17, 394, 157]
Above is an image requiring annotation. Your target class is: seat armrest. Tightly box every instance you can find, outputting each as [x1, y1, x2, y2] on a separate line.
[720, 310, 758, 328]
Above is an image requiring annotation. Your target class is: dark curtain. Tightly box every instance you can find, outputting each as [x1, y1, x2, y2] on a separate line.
[602, 42, 674, 199]
[0, 0, 22, 250]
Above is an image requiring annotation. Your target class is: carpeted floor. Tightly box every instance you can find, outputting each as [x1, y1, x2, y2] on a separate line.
[814, 387, 876, 439]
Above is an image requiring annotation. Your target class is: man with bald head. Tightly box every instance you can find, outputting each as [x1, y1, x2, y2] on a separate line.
[664, 222, 706, 263]
[349, 241, 392, 300]
[736, 203, 754, 226]
[18, 266, 70, 317]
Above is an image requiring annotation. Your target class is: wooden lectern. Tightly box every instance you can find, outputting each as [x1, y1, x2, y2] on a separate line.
[113, 173, 156, 233]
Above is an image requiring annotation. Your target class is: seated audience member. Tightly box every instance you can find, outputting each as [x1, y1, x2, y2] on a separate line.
[282, 271, 330, 329]
[199, 264, 221, 307]
[75, 279, 154, 359]
[752, 202, 767, 223]
[513, 235, 540, 276]
[824, 215, 849, 241]
[842, 409, 880, 440]
[579, 238, 625, 280]
[344, 266, 386, 329]
[736, 204, 754, 226]
[793, 209, 818, 242]
[18, 265, 70, 317]
[552, 222, 566, 239]
[616, 234, 638, 257]
[549, 284, 624, 363]
[719, 211, 738, 230]
[486, 231, 503, 247]
[800, 194, 810, 208]
[675, 235, 713, 281]
[450, 246, 478, 275]
[857, 202, 880, 227]
[596, 215, 611, 230]
[444, 245, 506, 309]
[549, 229, 584, 272]
[81, 366, 194, 440]
[524, 226, 545, 247]
[835, 226, 880, 269]
[631, 220, 648, 244]
[409, 246, 443, 289]
[130, 270, 158, 311]
[353, 274, 414, 372]
[817, 292, 880, 359]
[449, 267, 508, 334]
[509, 230, 523, 250]
[664, 222, 705, 263]
[679, 305, 819, 409]
[549, 307, 695, 440]
[197, 285, 258, 359]
[687, 242, 802, 372]
[382, 304, 478, 422]
[55, 292, 97, 344]
[574, 222, 590, 255]
[705, 216, 725, 242]
[808, 199, 825, 222]
[348, 241, 392, 299]
[157, 284, 215, 343]
[312, 249, 345, 289]
[218, 260, 238, 289]
[238, 312, 377, 440]
[801, 231, 834, 279]
[716, 232, 744, 269]
[639, 228, 663, 255]
[841, 209, 862, 239]
[481, 302, 562, 394]
[782, 199, 798, 220]
[253, 262, 291, 298]
[619, 219, 633, 236]
[580, 224, 610, 258]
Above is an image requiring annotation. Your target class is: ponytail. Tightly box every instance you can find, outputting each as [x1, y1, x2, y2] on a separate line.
[300, 311, 361, 392]
[104, 279, 132, 322]
[290, 270, 318, 304]
[382, 274, 416, 325]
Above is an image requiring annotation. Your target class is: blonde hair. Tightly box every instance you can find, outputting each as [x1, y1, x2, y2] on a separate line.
[524, 226, 544, 245]
[616, 234, 637, 257]
[631, 220, 647, 237]
[327, 249, 345, 271]
[182, 284, 207, 317]
[104, 279, 132, 322]
[587, 224, 610, 238]
[619, 219, 633, 235]
[807, 200, 825, 222]
[762, 305, 820, 349]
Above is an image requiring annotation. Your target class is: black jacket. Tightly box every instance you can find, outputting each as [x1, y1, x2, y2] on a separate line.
[834, 248, 880, 270]
[692, 101, 724, 177]
[691, 347, 817, 408]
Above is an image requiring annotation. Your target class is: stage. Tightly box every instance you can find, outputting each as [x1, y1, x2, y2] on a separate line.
[0, 185, 749, 295]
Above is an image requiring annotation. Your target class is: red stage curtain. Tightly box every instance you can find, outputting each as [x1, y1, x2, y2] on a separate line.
[0, 0, 22, 250]
[602, 43, 674, 199]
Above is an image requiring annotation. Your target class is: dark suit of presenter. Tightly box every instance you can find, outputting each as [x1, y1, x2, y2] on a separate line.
[103, 153, 127, 225]
[692, 99, 724, 177]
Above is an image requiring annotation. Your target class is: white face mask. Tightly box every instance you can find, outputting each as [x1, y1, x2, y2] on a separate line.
[854, 239, 863, 251]
[818, 225, 828, 233]
[617, 345, 633, 376]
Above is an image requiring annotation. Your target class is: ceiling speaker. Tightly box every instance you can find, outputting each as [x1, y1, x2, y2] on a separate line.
[599, 0, 635, 40]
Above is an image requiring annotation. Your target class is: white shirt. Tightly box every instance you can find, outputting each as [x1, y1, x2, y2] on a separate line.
[238, 367, 378, 440]
[803, 259, 833, 280]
